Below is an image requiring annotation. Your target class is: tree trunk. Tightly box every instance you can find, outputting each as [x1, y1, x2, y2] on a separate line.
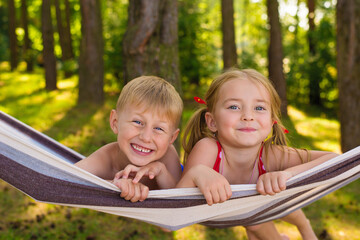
[221, 0, 237, 69]
[54, 0, 74, 77]
[21, 0, 34, 72]
[41, 0, 57, 90]
[267, 0, 288, 117]
[8, 0, 18, 71]
[307, 0, 321, 106]
[123, 0, 181, 94]
[78, 0, 104, 104]
[337, 0, 360, 152]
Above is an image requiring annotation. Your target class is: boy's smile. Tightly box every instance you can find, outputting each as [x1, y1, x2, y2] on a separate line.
[110, 105, 179, 167]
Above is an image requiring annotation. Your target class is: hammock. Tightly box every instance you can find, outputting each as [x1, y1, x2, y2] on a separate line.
[0, 110, 359, 231]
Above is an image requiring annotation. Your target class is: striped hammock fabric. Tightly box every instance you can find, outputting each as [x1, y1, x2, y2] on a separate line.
[0, 110, 359, 231]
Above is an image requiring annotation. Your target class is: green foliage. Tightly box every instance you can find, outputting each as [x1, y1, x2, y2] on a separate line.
[178, 0, 222, 97]
[283, 1, 337, 109]
[1, 66, 359, 240]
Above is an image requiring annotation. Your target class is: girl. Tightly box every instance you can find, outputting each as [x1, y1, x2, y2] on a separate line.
[177, 69, 338, 240]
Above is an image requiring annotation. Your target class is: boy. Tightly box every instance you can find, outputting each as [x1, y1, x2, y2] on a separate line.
[76, 76, 183, 202]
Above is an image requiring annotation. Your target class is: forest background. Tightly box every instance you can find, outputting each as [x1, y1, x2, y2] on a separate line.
[0, 0, 359, 239]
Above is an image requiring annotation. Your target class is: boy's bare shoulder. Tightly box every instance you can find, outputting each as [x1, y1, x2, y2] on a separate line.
[75, 142, 119, 179]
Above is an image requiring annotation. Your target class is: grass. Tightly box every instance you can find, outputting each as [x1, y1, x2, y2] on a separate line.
[0, 63, 359, 239]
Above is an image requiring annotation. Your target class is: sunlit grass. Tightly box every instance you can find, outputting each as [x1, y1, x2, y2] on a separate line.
[288, 106, 341, 153]
[0, 64, 358, 240]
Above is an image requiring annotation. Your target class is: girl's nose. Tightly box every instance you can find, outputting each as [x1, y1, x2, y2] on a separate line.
[241, 108, 254, 121]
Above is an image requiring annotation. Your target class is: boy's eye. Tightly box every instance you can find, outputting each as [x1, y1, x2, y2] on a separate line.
[228, 105, 239, 110]
[133, 120, 142, 125]
[154, 127, 164, 132]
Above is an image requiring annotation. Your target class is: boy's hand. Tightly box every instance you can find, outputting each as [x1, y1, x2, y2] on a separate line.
[115, 162, 165, 183]
[256, 171, 292, 195]
[181, 165, 232, 206]
[112, 178, 149, 202]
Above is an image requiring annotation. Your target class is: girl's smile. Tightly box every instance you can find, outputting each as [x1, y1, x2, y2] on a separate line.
[206, 78, 273, 149]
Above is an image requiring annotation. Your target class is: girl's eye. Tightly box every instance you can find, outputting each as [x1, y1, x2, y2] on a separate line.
[255, 106, 265, 111]
[228, 105, 239, 110]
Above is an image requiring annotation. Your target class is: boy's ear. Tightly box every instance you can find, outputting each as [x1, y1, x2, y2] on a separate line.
[205, 112, 217, 132]
[109, 110, 119, 134]
[170, 128, 180, 144]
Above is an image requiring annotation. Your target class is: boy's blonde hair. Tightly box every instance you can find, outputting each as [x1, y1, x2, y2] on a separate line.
[182, 68, 288, 163]
[116, 76, 183, 128]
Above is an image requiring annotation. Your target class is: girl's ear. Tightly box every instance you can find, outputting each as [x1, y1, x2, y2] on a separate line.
[109, 109, 119, 134]
[205, 112, 217, 132]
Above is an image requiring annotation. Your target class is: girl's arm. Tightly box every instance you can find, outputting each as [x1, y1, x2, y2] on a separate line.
[257, 147, 339, 195]
[283, 149, 339, 177]
[176, 138, 232, 205]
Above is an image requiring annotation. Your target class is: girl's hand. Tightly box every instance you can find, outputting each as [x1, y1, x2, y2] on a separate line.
[256, 171, 292, 195]
[180, 165, 232, 206]
[112, 178, 149, 202]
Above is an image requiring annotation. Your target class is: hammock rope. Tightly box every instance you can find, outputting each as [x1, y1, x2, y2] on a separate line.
[0, 110, 359, 230]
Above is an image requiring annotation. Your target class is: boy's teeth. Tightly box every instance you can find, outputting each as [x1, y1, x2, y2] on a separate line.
[132, 144, 151, 153]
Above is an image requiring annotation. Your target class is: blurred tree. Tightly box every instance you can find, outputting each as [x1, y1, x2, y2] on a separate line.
[178, 0, 221, 91]
[221, 0, 237, 69]
[102, 0, 128, 81]
[21, 0, 34, 72]
[123, 0, 181, 93]
[8, 0, 17, 70]
[267, 0, 287, 116]
[78, 0, 104, 104]
[337, 0, 360, 152]
[54, 0, 74, 78]
[307, 0, 321, 106]
[41, 0, 57, 90]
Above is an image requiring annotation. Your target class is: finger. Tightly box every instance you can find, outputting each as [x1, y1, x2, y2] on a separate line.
[225, 183, 232, 199]
[122, 165, 139, 179]
[203, 190, 213, 206]
[271, 176, 281, 193]
[278, 175, 287, 191]
[139, 185, 149, 202]
[218, 186, 228, 203]
[124, 182, 134, 201]
[210, 188, 220, 204]
[256, 179, 266, 195]
[263, 178, 275, 195]
[130, 184, 141, 202]
[133, 169, 148, 183]
[119, 181, 128, 198]
[148, 170, 155, 179]
[114, 170, 124, 180]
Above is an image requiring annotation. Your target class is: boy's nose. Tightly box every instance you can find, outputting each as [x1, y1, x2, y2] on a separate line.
[139, 127, 152, 142]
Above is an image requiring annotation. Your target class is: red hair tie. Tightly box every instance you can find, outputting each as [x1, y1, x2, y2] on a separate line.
[273, 120, 289, 134]
[194, 96, 206, 105]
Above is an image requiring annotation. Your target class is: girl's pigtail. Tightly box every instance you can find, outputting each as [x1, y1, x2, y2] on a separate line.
[182, 108, 209, 164]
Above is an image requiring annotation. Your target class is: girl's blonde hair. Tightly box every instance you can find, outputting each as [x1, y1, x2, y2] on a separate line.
[116, 76, 183, 128]
[182, 68, 288, 163]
